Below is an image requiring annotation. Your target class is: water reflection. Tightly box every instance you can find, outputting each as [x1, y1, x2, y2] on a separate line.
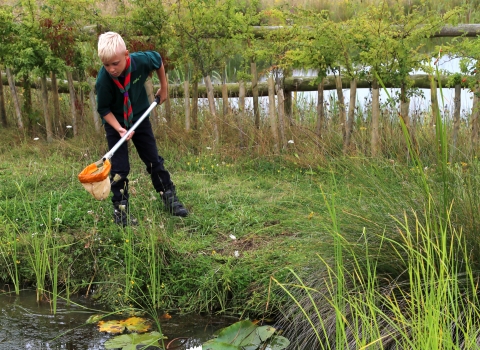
[0, 290, 234, 349]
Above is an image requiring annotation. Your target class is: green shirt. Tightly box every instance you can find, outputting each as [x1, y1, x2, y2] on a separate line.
[96, 51, 162, 125]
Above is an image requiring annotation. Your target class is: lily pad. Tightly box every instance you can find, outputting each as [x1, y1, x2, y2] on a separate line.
[98, 316, 152, 334]
[103, 331, 165, 350]
[203, 320, 290, 350]
[122, 316, 152, 333]
[256, 325, 276, 342]
[98, 320, 126, 334]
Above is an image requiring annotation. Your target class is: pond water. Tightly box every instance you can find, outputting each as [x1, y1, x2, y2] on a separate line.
[0, 290, 235, 349]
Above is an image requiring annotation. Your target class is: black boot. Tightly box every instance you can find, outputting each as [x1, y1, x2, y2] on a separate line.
[161, 187, 188, 217]
[113, 200, 138, 227]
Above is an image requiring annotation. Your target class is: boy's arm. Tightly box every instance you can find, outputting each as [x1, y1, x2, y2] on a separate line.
[103, 112, 133, 140]
[154, 63, 168, 105]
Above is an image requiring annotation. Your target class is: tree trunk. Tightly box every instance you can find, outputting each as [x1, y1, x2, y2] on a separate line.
[6, 68, 23, 131]
[66, 71, 78, 136]
[40, 75, 53, 143]
[238, 80, 245, 148]
[205, 75, 219, 145]
[192, 79, 198, 131]
[275, 80, 287, 150]
[184, 80, 190, 131]
[344, 78, 357, 152]
[88, 79, 101, 133]
[316, 78, 325, 137]
[51, 72, 63, 136]
[335, 73, 346, 141]
[371, 78, 380, 157]
[268, 75, 280, 153]
[251, 60, 259, 129]
[450, 83, 461, 163]
[0, 68, 7, 127]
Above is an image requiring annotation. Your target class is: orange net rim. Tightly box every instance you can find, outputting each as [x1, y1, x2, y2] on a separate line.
[78, 159, 111, 184]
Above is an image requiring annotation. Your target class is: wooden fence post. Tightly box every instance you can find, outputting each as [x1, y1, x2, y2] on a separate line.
[40, 75, 53, 143]
[471, 84, 479, 148]
[275, 76, 287, 150]
[205, 75, 219, 145]
[51, 72, 64, 136]
[184, 80, 190, 131]
[88, 78, 101, 133]
[251, 60, 259, 129]
[335, 72, 346, 141]
[66, 70, 78, 136]
[268, 75, 279, 153]
[371, 78, 380, 157]
[316, 77, 325, 137]
[450, 83, 461, 163]
[0, 69, 7, 128]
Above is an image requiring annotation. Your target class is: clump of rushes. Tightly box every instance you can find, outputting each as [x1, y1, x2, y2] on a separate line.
[0, 214, 20, 295]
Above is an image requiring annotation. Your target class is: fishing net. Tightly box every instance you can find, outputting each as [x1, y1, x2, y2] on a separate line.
[78, 97, 160, 201]
[78, 159, 111, 200]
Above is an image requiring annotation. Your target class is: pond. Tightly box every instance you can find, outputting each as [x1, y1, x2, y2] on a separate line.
[0, 290, 235, 349]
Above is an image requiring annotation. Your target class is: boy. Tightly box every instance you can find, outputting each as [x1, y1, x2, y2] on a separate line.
[96, 31, 188, 226]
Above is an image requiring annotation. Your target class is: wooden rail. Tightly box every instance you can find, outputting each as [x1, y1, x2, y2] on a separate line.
[1, 72, 454, 97]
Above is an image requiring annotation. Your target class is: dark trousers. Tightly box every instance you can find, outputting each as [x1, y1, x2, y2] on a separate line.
[105, 118, 173, 203]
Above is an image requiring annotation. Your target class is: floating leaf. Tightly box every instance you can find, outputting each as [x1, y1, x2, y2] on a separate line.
[203, 342, 240, 350]
[98, 320, 125, 334]
[97, 316, 151, 334]
[203, 320, 289, 350]
[123, 316, 152, 333]
[211, 320, 257, 346]
[267, 335, 290, 349]
[103, 331, 165, 350]
[256, 325, 276, 342]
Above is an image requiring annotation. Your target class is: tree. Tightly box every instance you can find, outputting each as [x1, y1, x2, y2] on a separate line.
[0, 7, 15, 128]
[0, 6, 25, 132]
[282, 9, 340, 140]
[359, 2, 458, 157]
[171, 0, 247, 146]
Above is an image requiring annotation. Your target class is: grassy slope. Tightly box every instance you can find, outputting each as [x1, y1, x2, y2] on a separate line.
[0, 131, 429, 317]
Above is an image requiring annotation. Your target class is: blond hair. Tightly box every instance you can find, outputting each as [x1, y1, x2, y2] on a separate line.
[97, 32, 126, 61]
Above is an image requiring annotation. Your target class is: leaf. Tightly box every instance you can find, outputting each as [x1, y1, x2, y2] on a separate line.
[103, 331, 164, 349]
[123, 316, 152, 333]
[266, 335, 290, 350]
[207, 320, 257, 346]
[203, 320, 289, 350]
[98, 320, 126, 334]
[202, 342, 241, 350]
[97, 317, 152, 334]
[256, 325, 276, 342]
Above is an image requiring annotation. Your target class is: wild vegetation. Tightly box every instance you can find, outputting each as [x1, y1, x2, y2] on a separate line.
[2, 0, 480, 349]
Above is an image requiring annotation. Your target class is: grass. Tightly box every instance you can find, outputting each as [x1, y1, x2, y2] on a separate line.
[2, 80, 480, 348]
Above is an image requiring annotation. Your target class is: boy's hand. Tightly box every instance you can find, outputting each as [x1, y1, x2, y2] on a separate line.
[155, 88, 167, 105]
[119, 127, 134, 140]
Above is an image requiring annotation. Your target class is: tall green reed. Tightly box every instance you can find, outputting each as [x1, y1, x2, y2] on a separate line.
[272, 69, 478, 348]
[15, 182, 70, 309]
[0, 215, 20, 295]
